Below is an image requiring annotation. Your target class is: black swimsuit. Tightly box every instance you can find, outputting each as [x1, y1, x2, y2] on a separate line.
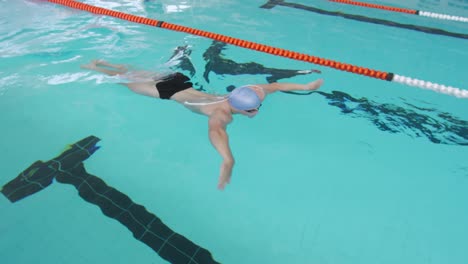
[155, 72, 193, 99]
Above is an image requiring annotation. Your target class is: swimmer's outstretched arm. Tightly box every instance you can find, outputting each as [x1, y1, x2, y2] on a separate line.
[208, 112, 234, 190]
[257, 79, 324, 94]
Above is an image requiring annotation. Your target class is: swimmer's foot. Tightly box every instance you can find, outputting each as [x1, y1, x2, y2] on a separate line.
[305, 79, 323, 91]
[80, 60, 99, 70]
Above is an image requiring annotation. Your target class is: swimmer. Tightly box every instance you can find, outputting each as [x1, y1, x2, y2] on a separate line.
[81, 59, 323, 190]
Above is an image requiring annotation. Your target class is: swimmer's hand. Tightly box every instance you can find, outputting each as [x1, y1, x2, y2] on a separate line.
[305, 79, 323, 91]
[217, 159, 234, 190]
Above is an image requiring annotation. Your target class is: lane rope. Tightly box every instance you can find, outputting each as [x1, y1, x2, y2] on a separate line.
[329, 0, 468, 22]
[261, 1, 468, 39]
[46, 0, 467, 98]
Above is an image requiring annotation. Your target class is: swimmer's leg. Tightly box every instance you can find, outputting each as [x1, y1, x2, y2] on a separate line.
[81, 60, 160, 98]
[81, 59, 128, 76]
[95, 60, 128, 71]
[123, 82, 160, 98]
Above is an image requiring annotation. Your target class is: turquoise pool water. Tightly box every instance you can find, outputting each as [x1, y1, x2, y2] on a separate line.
[1, 0, 467, 263]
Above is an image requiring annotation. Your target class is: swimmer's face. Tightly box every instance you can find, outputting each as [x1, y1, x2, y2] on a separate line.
[242, 104, 262, 118]
[230, 106, 259, 118]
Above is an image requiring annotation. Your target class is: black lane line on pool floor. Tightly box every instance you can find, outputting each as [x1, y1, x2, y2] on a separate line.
[260, 0, 468, 40]
[1, 136, 220, 264]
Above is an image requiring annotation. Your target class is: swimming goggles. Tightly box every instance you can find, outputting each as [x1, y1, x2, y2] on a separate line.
[245, 104, 262, 113]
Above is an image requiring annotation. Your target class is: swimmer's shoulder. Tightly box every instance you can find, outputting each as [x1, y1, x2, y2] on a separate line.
[208, 107, 233, 125]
